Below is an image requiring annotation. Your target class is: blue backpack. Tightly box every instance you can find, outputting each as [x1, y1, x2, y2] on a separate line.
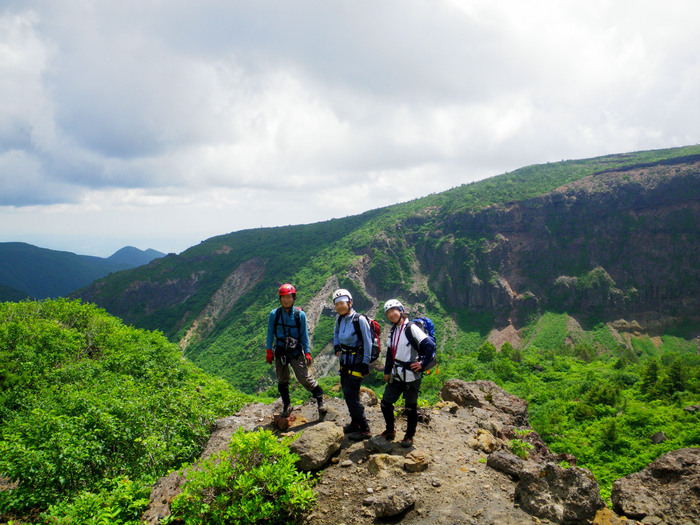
[405, 317, 438, 374]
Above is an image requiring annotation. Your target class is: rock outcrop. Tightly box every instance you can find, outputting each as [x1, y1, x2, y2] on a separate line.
[143, 381, 699, 525]
[611, 447, 700, 524]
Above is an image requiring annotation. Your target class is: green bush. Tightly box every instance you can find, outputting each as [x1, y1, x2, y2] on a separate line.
[169, 429, 315, 524]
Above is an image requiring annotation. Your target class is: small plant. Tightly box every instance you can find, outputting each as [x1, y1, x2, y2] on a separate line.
[509, 429, 534, 460]
[169, 428, 316, 524]
[560, 460, 572, 469]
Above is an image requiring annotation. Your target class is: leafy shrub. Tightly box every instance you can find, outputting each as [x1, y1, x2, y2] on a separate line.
[168, 429, 315, 524]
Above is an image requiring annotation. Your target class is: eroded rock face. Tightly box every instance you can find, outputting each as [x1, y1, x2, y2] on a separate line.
[289, 421, 344, 471]
[611, 447, 700, 524]
[515, 462, 605, 525]
[440, 379, 529, 426]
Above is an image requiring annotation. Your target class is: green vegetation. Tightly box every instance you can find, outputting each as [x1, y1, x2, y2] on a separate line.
[167, 429, 315, 524]
[0, 299, 250, 523]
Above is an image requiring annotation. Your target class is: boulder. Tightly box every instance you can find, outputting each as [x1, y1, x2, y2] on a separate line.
[360, 386, 379, 406]
[650, 431, 667, 444]
[515, 462, 605, 524]
[366, 435, 394, 454]
[366, 453, 406, 476]
[468, 429, 504, 453]
[440, 379, 529, 426]
[289, 422, 343, 471]
[487, 450, 526, 479]
[611, 447, 700, 524]
[404, 449, 429, 472]
[368, 488, 416, 517]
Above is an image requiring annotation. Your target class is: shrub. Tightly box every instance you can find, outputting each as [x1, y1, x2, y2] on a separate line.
[168, 429, 315, 524]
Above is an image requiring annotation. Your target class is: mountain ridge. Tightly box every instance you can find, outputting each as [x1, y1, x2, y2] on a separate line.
[0, 242, 165, 300]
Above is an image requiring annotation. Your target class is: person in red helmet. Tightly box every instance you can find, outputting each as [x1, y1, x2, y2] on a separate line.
[266, 284, 326, 418]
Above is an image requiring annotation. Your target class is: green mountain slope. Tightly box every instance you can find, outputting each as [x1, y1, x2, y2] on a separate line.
[0, 243, 163, 299]
[76, 145, 700, 392]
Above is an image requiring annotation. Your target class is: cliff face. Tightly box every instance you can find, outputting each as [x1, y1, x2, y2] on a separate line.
[408, 161, 699, 327]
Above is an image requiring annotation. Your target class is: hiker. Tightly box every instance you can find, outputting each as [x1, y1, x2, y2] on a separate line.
[266, 284, 326, 417]
[333, 288, 372, 440]
[379, 299, 436, 447]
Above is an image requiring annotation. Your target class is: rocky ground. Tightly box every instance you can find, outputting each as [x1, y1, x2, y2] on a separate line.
[144, 380, 700, 525]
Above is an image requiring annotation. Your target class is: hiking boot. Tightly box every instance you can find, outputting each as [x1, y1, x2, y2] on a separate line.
[281, 405, 293, 417]
[316, 396, 327, 414]
[343, 422, 361, 434]
[400, 435, 414, 448]
[378, 429, 395, 441]
[348, 429, 372, 441]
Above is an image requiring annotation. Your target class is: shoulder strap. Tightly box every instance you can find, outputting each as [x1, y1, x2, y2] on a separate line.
[352, 314, 364, 344]
[273, 308, 282, 333]
[405, 321, 420, 355]
[294, 307, 301, 334]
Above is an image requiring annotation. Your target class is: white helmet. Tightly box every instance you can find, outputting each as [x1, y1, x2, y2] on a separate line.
[383, 299, 404, 313]
[332, 288, 352, 303]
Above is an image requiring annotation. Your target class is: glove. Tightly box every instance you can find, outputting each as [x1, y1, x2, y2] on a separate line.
[266, 349, 274, 364]
[334, 344, 341, 356]
[305, 352, 312, 365]
[360, 363, 370, 376]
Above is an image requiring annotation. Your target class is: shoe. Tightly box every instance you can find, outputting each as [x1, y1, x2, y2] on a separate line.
[281, 405, 293, 417]
[343, 422, 361, 434]
[400, 435, 414, 448]
[316, 396, 327, 414]
[378, 429, 395, 441]
[348, 429, 372, 441]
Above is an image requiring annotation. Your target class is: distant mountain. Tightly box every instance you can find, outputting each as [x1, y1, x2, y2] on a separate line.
[75, 144, 700, 394]
[108, 246, 165, 267]
[0, 282, 30, 302]
[0, 243, 164, 299]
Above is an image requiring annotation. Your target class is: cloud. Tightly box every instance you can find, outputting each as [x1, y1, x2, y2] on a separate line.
[1, 0, 699, 254]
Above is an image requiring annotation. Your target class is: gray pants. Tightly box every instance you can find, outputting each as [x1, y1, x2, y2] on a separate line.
[275, 354, 319, 392]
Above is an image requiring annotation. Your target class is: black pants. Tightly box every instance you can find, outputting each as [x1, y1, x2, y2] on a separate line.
[341, 372, 368, 430]
[381, 378, 421, 438]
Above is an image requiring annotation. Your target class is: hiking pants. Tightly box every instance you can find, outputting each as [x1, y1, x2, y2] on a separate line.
[381, 378, 421, 438]
[275, 354, 319, 393]
[340, 372, 368, 430]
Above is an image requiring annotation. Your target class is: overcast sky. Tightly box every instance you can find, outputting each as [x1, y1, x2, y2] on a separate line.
[1, 1, 699, 257]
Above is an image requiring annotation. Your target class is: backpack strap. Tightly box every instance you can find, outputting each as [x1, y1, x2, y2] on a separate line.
[404, 321, 420, 362]
[273, 307, 301, 342]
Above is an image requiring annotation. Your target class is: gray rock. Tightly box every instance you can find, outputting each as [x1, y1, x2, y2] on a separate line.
[366, 435, 394, 454]
[440, 379, 529, 426]
[651, 431, 667, 444]
[611, 447, 700, 524]
[372, 488, 416, 517]
[514, 462, 604, 524]
[487, 450, 526, 479]
[289, 421, 344, 471]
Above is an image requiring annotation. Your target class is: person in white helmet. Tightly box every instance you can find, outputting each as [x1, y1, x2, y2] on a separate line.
[379, 299, 436, 447]
[332, 288, 372, 440]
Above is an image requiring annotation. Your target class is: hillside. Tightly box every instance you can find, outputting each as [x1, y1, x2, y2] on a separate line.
[0, 299, 249, 522]
[0, 243, 164, 299]
[75, 145, 700, 390]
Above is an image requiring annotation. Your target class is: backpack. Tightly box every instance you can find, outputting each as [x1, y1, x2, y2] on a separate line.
[273, 307, 303, 354]
[337, 313, 382, 363]
[405, 316, 438, 374]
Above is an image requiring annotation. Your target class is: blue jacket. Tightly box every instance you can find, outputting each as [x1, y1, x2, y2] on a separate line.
[266, 307, 310, 353]
[333, 310, 372, 366]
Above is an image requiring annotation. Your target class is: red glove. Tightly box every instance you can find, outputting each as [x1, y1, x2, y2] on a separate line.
[305, 353, 312, 365]
[266, 349, 274, 364]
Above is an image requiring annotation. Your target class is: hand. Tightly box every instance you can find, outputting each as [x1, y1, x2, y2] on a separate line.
[360, 363, 370, 376]
[305, 352, 312, 365]
[384, 374, 391, 383]
[266, 349, 274, 364]
[410, 362, 423, 372]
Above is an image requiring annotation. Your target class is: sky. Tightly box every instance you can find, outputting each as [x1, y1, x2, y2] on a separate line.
[1, 1, 699, 257]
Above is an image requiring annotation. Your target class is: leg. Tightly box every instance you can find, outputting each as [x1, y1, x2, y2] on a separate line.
[402, 379, 422, 443]
[341, 374, 368, 435]
[275, 357, 291, 414]
[380, 381, 403, 435]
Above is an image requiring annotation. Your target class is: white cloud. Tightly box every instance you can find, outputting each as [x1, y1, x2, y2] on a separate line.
[0, 0, 699, 255]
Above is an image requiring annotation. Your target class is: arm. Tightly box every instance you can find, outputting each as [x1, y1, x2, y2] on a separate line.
[418, 337, 436, 370]
[266, 309, 277, 350]
[383, 331, 393, 375]
[299, 310, 310, 353]
[357, 315, 372, 365]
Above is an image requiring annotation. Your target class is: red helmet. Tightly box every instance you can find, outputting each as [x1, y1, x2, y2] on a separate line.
[278, 284, 297, 296]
